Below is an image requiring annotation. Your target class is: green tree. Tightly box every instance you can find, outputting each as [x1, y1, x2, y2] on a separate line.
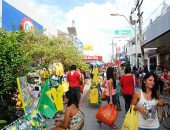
[0, 30, 32, 128]
[23, 32, 88, 70]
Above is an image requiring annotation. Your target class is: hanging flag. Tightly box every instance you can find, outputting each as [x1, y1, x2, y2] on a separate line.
[38, 80, 57, 119]
[51, 85, 64, 111]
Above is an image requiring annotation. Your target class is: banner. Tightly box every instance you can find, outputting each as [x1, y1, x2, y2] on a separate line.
[16, 76, 33, 114]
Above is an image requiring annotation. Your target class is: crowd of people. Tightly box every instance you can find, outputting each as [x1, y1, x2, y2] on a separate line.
[50, 64, 170, 130]
[101, 64, 170, 129]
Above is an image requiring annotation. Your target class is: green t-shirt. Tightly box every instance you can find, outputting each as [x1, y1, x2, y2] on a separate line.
[116, 79, 120, 93]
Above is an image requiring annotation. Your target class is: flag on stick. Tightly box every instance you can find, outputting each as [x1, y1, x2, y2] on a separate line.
[38, 80, 57, 119]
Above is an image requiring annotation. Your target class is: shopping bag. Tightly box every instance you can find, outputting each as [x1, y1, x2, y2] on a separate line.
[96, 104, 118, 127]
[121, 106, 138, 130]
[80, 85, 84, 94]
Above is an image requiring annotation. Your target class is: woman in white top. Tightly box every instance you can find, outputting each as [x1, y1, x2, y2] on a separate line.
[131, 72, 164, 130]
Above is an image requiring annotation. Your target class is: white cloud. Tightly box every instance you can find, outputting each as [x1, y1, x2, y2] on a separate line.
[5, 0, 166, 61]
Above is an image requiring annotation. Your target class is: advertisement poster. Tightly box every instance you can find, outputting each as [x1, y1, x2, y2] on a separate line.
[17, 76, 33, 114]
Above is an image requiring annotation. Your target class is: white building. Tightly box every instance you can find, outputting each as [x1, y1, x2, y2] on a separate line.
[126, 37, 141, 68]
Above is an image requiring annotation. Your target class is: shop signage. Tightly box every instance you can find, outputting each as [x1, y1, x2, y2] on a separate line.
[20, 18, 34, 31]
[83, 44, 93, 50]
[83, 56, 103, 61]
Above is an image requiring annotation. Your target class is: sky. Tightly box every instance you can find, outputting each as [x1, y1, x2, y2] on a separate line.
[5, 0, 169, 62]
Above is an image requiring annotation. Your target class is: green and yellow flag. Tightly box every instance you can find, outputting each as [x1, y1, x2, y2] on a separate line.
[38, 80, 57, 119]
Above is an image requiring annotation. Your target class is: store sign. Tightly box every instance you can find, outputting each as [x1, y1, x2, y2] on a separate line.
[83, 44, 93, 50]
[20, 18, 34, 31]
[83, 56, 102, 61]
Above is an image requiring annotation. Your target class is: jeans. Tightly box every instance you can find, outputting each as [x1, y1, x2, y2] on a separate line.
[139, 128, 160, 130]
[123, 94, 133, 113]
[69, 87, 81, 103]
[106, 95, 116, 105]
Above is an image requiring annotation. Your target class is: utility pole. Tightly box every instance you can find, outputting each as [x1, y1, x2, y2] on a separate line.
[137, 0, 144, 68]
[131, 0, 144, 68]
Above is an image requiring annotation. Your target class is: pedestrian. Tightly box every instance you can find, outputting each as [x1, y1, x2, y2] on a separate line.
[51, 90, 84, 130]
[101, 67, 116, 105]
[120, 66, 139, 113]
[115, 76, 122, 111]
[67, 65, 81, 103]
[118, 64, 125, 78]
[100, 67, 118, 128]
[131, 72, 164, 130]
[155, 66, 164, 95]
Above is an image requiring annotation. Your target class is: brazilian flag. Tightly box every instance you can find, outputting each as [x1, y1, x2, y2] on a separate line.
[38, 80, 57, 119]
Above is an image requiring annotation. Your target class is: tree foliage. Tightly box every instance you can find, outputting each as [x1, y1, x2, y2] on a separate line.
[0, 29, 89, 128]
[0, 29, 32, 127]
[23, 32, 88, 70]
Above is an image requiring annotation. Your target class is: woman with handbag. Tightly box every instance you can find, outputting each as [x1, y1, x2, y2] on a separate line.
[120, 66, 139, 113]
[131, 72, 164, 130]
[51, 90, 84, 130]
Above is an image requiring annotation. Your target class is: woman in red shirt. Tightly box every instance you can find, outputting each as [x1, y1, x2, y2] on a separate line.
[120, 66, 139, 113]
[67, 65, 81, 103]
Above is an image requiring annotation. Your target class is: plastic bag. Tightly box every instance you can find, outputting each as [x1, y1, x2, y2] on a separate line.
[101, 91, 106, 100]
[121, 106, 138, 130]
[96, 104, 118, 127]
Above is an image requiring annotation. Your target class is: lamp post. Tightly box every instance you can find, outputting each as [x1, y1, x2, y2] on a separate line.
[110, 13, 138, 68]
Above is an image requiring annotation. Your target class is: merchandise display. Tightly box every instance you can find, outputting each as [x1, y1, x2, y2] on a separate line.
[2, 110, 48, 130]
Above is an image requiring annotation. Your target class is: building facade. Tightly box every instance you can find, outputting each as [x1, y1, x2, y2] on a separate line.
[0, 0, 43, 32]
[143, 6, 170, 70]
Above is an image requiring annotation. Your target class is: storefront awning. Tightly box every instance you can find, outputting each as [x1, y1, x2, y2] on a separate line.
[143, 30, 170, 48]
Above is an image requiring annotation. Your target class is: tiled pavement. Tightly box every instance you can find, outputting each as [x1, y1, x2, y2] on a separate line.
[47, 80, 167, 130]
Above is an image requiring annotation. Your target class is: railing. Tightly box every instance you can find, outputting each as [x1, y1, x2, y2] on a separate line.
[143, 0, 170, 32]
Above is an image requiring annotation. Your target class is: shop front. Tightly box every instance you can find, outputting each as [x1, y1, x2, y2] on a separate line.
[143, 8, 170, 70]
[157, 46, 170, 68]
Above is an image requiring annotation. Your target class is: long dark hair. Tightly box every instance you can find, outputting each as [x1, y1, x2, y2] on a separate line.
[106, 67, 116, 89]
[65, 90, 78, 108]
[142, 72, 158, 99]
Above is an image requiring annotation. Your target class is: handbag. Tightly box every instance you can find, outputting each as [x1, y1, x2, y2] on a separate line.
[80, 85, 84, 94]
[69, 109, 85, 130]
[121, 106, 138, 130]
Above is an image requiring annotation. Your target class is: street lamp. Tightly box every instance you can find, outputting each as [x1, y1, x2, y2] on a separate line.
[110, 13, 138, 68]
[110, 14, 135, 31]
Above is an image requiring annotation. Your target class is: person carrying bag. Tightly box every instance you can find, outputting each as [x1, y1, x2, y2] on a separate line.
[121, 105, 138, 130]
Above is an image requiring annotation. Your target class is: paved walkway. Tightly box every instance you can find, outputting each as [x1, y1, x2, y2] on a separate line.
[80, 81, 125, 130]
[47, 79, 167, 130]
